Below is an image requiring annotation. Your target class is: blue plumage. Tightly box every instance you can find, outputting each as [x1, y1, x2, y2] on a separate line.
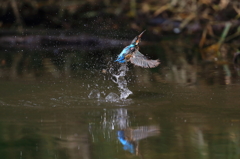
[115, 31, 160, 68]
[117, 130, 135, 154]
[115, 44, 135, 63]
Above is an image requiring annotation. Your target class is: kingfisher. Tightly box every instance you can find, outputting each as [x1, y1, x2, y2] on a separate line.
[115, 30, 160, 68]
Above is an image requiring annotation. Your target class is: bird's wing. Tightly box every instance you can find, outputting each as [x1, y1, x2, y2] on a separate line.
[130, 51, 160, 68]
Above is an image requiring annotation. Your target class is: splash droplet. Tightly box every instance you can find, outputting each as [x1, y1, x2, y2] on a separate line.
[112, 63, 132, 99]
[88, 89, 100, 99]
[105, 92, 120, 102]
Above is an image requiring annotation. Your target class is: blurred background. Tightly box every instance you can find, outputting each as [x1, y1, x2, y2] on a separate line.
[1, 1, 240, 159]
[1, 0, 240, 34]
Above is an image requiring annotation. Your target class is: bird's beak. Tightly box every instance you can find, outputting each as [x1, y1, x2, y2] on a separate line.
[138, 30, 146, 38]
[135, 30, 146, 45]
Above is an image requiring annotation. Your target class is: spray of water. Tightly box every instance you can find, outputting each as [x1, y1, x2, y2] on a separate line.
[88, 63, 132, 103]
[111, 63, 132, 99]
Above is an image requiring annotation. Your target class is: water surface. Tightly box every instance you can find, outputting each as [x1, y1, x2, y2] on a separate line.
[0, 38, 240, 159]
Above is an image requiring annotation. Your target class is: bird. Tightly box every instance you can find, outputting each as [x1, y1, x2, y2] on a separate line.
[115, 30, 160, 68]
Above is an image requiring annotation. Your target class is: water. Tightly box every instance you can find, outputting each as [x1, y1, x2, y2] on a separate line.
[88, 89, 101, 99]
[111, 63, 132, 99]
[88, 62, 132, 103]
[105, 92, 120, 102]
[0, 39, 240, 159]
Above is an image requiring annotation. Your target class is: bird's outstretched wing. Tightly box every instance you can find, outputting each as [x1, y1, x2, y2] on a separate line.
[130, 51, 160, 68]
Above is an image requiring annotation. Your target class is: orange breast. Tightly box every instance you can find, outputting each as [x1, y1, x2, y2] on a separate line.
[125, 54, 132, 60]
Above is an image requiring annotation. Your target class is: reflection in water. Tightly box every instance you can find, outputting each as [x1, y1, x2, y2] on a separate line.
[58, 129, 90, 159]
[160, 41, 198, 85]
[1, 37, 240, 159]
[1, 83, 240, 159]
[0, 113, 91, 159]
[158, 40, 239, 85]
[95, 108, 160, 156]
[118, 125, 160, 155]
[10, 53, 23, 80]
[99, 108, 129, 131]
[233, 52, 240, 76]
[0, 39, 239, 86]
[89, 108, 130, 146]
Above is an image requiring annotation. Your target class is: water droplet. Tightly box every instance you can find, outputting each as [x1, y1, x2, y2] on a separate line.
[111, 63, 132, 99]
[88, 89, 100, 99]
[105, 92, 120, 102]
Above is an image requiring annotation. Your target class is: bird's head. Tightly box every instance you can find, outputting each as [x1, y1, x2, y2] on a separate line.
[131, 30, 145, 46]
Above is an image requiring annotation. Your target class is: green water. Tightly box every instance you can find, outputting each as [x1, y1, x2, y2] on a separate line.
[0, 41, 240, 159]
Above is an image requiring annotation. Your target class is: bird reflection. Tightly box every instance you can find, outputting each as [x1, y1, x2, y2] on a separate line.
[117, 125, 160, 155]
[116, 31, 160, 68]
[233, 52, 240, 75]
[233, 52, 240, 63]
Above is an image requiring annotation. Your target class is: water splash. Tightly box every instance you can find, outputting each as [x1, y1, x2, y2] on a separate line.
[88, 89, 101, 99]
[88, 63, 132, 103]
[105, 92, 120, 103]
[111, 63, 132, 99]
